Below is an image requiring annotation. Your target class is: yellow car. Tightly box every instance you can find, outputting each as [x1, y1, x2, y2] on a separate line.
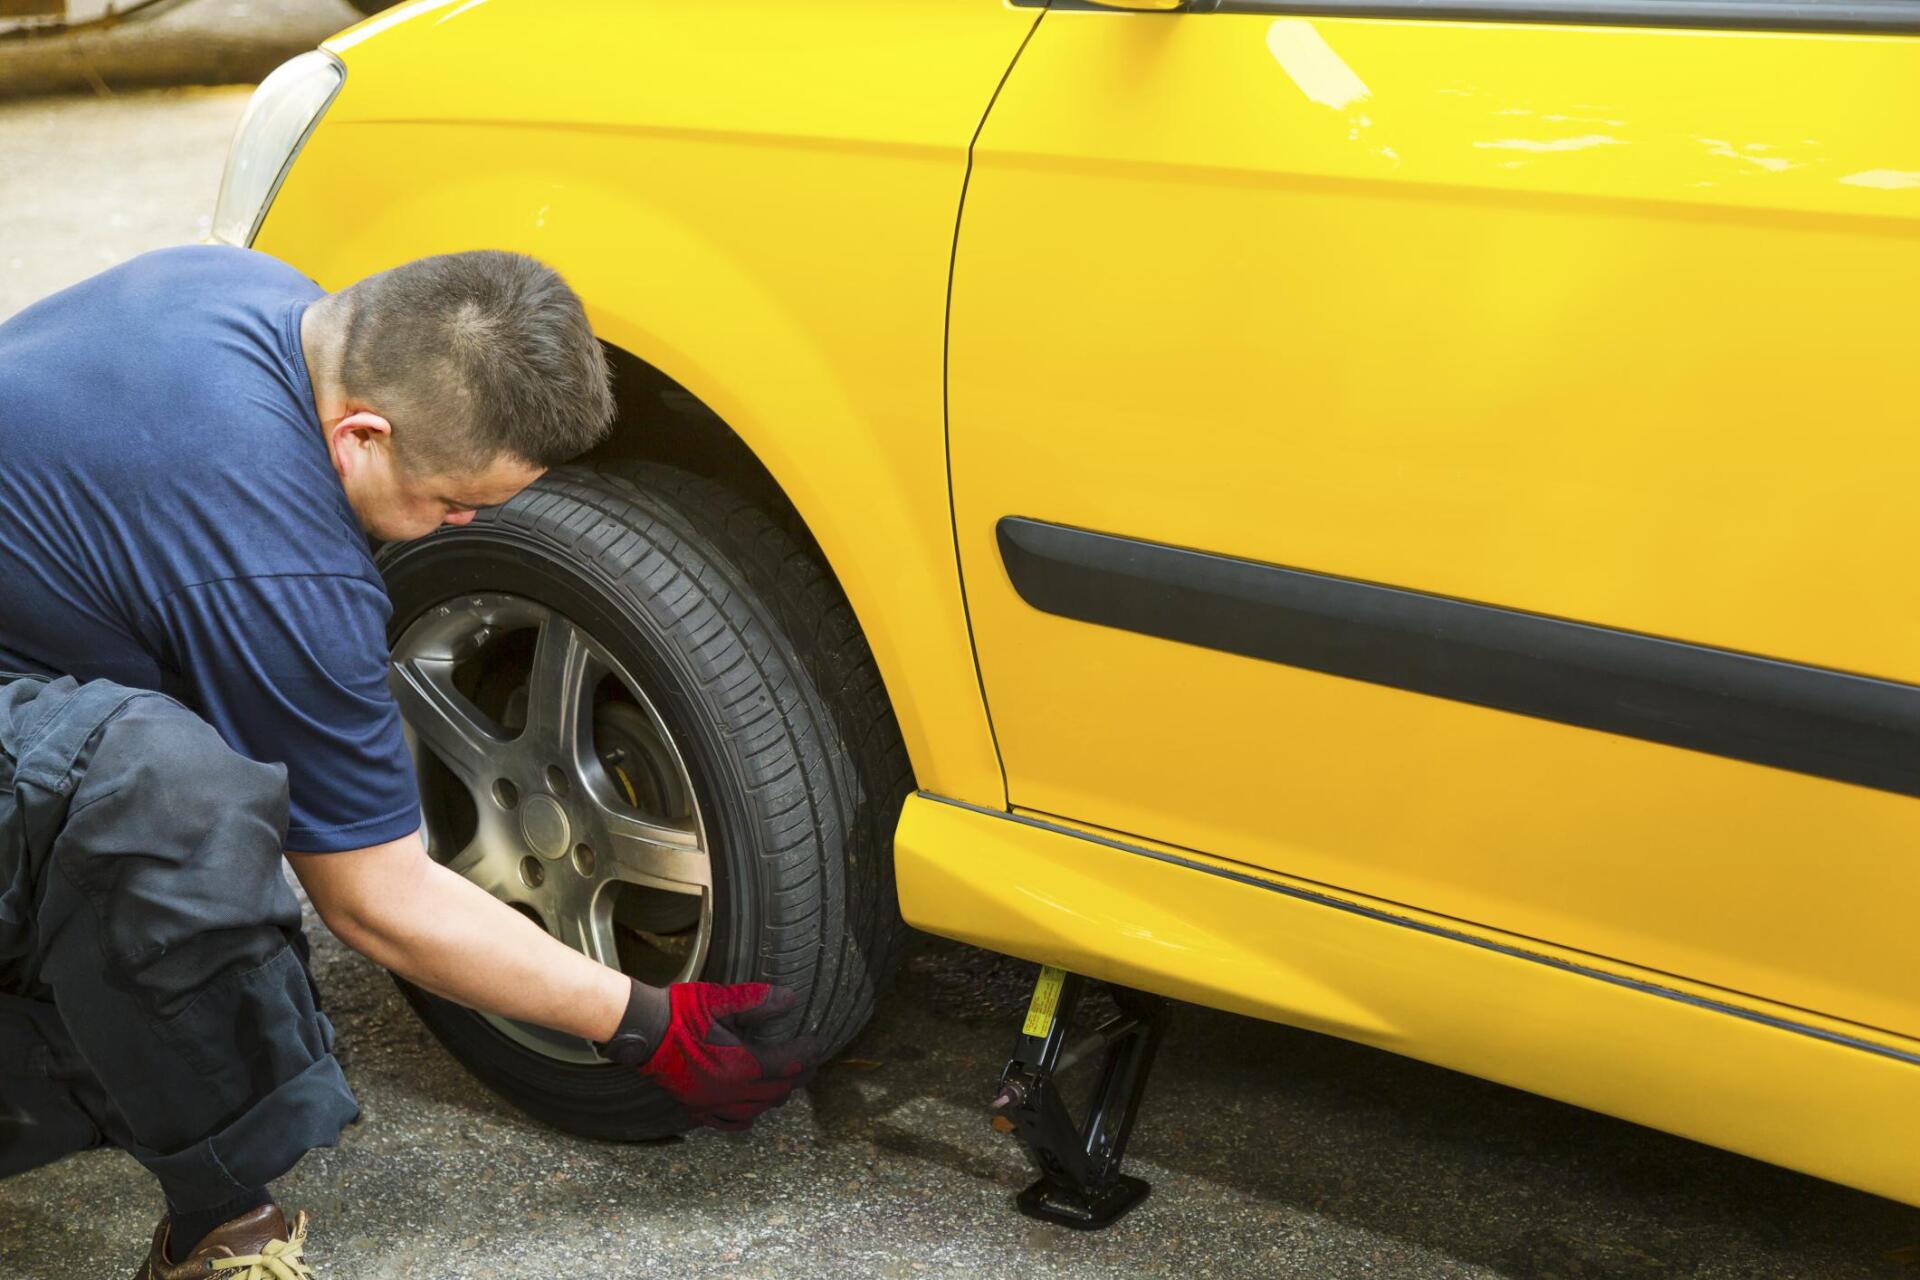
[214, 0, 1920, 1214]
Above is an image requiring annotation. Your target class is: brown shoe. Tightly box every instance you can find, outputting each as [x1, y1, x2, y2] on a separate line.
[133, 1204, 314, 1279]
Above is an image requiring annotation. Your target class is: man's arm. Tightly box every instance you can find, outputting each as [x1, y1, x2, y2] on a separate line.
[159, 577, 803, 1118]
[287, 832, 631, 1043]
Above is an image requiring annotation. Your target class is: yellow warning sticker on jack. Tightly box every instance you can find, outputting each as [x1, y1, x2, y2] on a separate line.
[1023, 965, 1067, 1038]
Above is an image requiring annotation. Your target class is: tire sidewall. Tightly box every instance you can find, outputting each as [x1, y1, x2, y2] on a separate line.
[376, 481, 826, 1135]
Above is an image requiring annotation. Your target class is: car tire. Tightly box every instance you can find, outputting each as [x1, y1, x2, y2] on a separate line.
[378, 462, 911, 1139]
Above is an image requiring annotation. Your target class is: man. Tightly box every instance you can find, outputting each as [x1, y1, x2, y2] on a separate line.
[0, 246, 810, 1277]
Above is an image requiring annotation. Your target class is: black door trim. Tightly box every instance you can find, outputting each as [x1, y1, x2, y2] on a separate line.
[920, 792, 1920, 1069]
[1023, 0, 1920, 34]
[997, 516, 1920, 799]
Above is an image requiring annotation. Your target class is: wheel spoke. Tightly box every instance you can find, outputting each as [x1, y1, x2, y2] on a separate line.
[444, 839, 487, 878]
[442, 834, 522, 903]
[521, 614, 594, 763]
[390, 655, 502, 788]
[598, 808, 710, 894]
[547, 877, 617, 966]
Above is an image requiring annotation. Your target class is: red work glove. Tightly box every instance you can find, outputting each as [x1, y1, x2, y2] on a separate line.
[596, 980, 814, 1132]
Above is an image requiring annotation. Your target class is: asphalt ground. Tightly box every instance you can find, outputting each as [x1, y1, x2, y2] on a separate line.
[3, 6, 1920, 1276]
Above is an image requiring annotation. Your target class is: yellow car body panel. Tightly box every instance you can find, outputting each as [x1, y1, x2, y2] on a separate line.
[894, 792, 1920, 1208]
[253, 0, 1920, 1207]
[257, 0, 1041, 806]
[948, 13, 1920, 1037]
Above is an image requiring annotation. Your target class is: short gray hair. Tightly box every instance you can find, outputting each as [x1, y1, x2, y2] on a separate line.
[335, 250, 615, 474]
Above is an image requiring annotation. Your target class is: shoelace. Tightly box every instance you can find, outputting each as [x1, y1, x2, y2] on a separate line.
[207, 1213, 315, 1280]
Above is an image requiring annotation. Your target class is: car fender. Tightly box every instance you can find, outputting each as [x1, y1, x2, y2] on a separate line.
[255, 0, 1045, 804]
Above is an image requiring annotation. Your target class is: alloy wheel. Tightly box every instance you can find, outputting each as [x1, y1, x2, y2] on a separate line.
[389, 593, 712, 1063]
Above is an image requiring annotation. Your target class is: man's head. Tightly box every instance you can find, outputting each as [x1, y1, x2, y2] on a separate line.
[302, 250, 616, 542]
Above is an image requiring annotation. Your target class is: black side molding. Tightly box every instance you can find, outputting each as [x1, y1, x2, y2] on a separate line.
[996, 516, 1920, 799]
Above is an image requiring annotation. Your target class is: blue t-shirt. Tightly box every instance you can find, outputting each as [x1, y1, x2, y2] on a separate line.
[0, 245, 420, 853]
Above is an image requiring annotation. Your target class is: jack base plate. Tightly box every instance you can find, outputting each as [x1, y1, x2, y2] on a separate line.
[1015, 1173, 1152, 1230]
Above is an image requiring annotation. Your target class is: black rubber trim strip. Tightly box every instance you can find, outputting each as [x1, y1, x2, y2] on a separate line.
[998, 516, 1920, 799]
[1023, 0, 1920, 32]
[920, 792, 1920, 1069]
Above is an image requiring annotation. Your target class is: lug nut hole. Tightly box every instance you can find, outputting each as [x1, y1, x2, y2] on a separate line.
[520, 856, 545, 889]
[493, 778, 520, 810]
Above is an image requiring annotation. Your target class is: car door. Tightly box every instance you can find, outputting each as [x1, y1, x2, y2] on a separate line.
[947, 0, 1920, 1037]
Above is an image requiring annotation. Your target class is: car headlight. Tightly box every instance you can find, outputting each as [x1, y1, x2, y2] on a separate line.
[211, 50, 345, 248]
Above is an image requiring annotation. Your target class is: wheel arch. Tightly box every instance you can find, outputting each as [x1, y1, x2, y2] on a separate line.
[577, 340, 917, 720]
[256, 167, 999, 805]
[255, 0, 1043, 807]
[570, 317, 979, 806]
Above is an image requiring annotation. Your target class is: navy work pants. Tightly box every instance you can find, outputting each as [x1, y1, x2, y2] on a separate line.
[0, 674, 359, 1212]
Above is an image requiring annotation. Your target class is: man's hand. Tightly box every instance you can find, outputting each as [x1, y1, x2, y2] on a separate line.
[289, 836, 813, 1129]
[598, 981, 814, 1131]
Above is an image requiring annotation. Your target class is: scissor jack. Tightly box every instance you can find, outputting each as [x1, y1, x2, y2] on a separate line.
[988, 966, 1169, 1229]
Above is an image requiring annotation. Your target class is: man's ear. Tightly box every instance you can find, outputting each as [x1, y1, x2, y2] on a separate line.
[327, 410, 394, 475]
